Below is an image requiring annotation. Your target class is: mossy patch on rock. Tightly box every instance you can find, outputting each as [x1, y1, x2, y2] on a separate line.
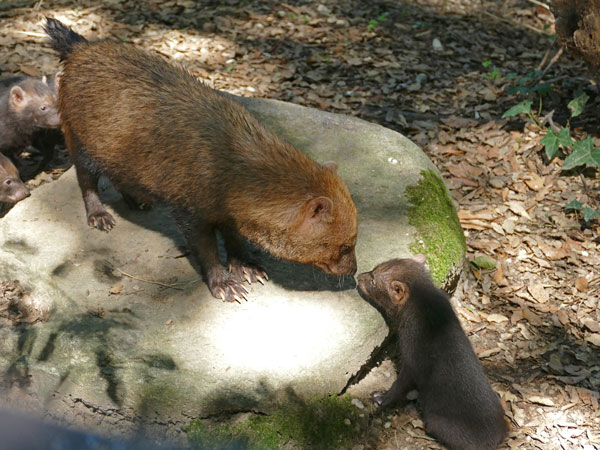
[186, 394, 363, 450]
[405, 170, 466, 287]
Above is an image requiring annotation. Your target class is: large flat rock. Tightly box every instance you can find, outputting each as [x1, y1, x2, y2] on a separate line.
[0, 97, 464, 440]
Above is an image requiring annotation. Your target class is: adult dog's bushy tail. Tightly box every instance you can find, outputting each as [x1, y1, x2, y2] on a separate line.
[43, 17, 88, 61]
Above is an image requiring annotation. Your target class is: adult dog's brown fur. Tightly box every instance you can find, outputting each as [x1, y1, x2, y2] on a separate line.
[45, 18, 357, 302]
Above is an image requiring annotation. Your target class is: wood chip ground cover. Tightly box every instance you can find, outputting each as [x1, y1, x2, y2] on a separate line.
[1, 0, 599, 448]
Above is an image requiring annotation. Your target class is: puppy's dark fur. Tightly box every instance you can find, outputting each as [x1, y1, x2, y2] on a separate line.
[358, 256, 508, 450]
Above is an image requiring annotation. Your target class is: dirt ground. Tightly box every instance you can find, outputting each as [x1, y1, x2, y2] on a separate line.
[1, 0, 599, 449]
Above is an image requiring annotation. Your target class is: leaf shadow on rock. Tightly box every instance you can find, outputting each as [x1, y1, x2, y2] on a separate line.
[33, 313, 135, 406]
[3, 326, 38, 388]
[30, 311, 179, 407]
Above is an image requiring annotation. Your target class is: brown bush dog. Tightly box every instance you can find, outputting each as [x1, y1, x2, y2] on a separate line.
[358, 256, 508, 450]
[44, 18, 358, 302]
[0, 153, 29, 204]
[0, 75, 61, 159]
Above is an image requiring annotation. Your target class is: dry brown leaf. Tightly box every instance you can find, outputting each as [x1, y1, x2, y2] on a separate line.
[458, 209, 494, 220]
[511, 308, 524, 323]
[535, 183, 552, 202]
[491, 222, 504, 235]
[562, 238, 582, 253]
[19, 65, 42, 77]
[506, 200, 531, 220]
[508, 153, 520, 172]
[557, 309, 569, 326]
[523, 172, 543, 191]
[582, 318, 600, 333]
[499, 390, 518, 403]
[457, 306, 481, 323]
[538, 241, 568, 260]
[502, 218, 516, 234]
[487, 313, 509, 323]
[493, 264, 505, 284]
[528, 395, 555, 407]
[577, 388, 599, 408]
[528, 283, 549, 303]
[109, 284, 124, 295]
[574, 276, 588, 293]
[454, 177, 479, 187]
[478, 347, 501, 358]
[441, 115, 479, 128]
[263, 63, 276, 73]
[448, 163, 468, 178]
[470, 239, 501, 252]
[586, 333, 600, 347]
[521, 305, 543, 326]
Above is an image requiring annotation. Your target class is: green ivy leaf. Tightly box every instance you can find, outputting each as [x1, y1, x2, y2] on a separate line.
[470, 255, 497, 270]
[568, 91, 589, 118]
[591, 147, 600, 166]
[543, 127, 574, 160]
[565, 200, 583, 210]
[582, 207, 600, 222]
[563, 137, 596, 170]
[502, 100, 532, 118]
[541, 129, 558, 159]
[557, 127, 574, 147]
[532, 82, 550, 96]
[482, 59, 492, 68]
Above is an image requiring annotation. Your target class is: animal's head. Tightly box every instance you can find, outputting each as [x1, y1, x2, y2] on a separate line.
[0, 154, 30, 204]
[285, 161, 357, 275]
[235, 160, 358, 275]
[357, 254, 427, 319]
[9, 77, 61, 129]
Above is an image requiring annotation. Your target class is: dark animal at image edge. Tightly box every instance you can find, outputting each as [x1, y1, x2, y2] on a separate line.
[0, 75, 64, 171]
[0, 153, 29, 204]
[44, 18, 358, 303]
[0, 75, 61, 159]
[358, 256, 508, 450]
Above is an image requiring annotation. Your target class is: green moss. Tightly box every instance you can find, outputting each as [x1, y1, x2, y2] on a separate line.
[405, 170, 465, 286]
[186, 395, 362, 450]
[137, 379, 181, 412]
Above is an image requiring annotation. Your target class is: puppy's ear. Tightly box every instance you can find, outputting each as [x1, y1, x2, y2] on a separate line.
[389, 280, 409, 307]
[321, 161, 338, 172]
[9, 86, 26, 109]
[412, 254, 426, 265]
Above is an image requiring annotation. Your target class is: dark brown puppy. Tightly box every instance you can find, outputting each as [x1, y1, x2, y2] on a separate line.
[0, 76, 61, 158]
[0, 152, 29, 203]
[0, 75, 63, 171]
[44, 18, 357, 302]
[358, 256, 508, 450]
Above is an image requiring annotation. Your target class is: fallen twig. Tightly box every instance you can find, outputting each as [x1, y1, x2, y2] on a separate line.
[525, 0, 551, 11]
[480, 10, 548, 35]
[104, 261, 184, 290]
[540, 47, 564, 78]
